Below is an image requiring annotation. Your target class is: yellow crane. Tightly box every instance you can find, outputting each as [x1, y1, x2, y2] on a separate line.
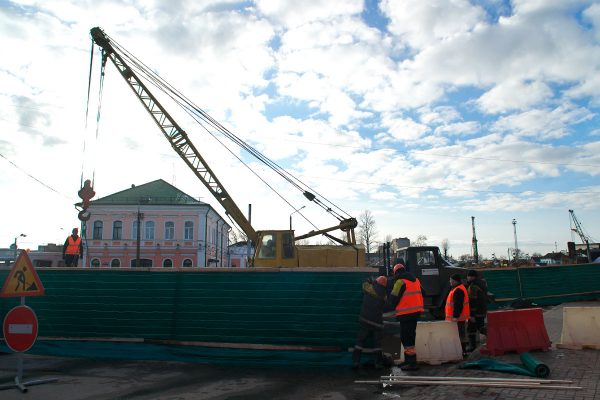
[89, 27, 365, 268]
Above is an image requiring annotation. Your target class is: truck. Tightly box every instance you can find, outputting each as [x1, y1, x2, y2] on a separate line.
[383, 245, 467, 318]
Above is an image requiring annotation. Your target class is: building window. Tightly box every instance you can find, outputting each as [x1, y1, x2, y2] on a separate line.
[131, 258, 153, 267]
[183, 258, 193, 267]
[184, 221, 193, 240]
[163, 259, 173, 268]
[132, 221, 139, 240]
[93, 221, 103, 240]
[112, 221, 122, 240]
[91, 258, 100, 268]
[164, 221, 174, 240]
[145, 221, 155, 240]
[111, 258, 120, 268]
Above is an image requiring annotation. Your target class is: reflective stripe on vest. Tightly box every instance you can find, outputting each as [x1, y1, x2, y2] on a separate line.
[395, 278, 425, 316]
[65, 236, 81, 255]
[445, 284, 470, 321]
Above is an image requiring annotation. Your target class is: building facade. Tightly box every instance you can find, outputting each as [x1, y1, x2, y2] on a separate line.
[83, 179, 231, 268]
[228, 241, 254, 268]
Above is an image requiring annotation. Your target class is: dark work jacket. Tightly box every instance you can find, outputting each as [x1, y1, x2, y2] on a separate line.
[386, 271, 424, 321]
[358, 281, 387, 328]
[466, 278, 488, 316]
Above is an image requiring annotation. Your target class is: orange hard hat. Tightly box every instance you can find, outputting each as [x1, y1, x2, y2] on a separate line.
[393, 263, 406, 275]
[375, 276, 388, 287]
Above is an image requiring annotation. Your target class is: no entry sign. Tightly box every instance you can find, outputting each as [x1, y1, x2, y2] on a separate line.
[3, 305, 38, 352]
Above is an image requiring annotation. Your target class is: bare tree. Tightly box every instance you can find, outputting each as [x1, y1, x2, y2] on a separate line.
[413, 234, 428, 246]
[441, 238, 450, 258]
[229, 229, 247, 244]
[357, 210, 378, 254]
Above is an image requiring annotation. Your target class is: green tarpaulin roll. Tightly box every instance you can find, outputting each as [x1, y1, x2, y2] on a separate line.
[460, 353, 551, 378]
[520, 352, 550, 378]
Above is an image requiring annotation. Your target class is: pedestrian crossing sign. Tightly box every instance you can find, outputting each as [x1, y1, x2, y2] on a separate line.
[1, 250, 45, 297]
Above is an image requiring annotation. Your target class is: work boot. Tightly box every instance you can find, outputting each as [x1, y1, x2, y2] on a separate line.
[466, 335, 477, 352]
[400, 354, 418, 371]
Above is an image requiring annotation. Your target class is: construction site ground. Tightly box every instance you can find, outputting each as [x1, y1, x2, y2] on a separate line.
[1, 301, 599, 400]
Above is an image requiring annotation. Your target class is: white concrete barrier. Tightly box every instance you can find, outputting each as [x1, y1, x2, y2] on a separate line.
[386, 321, 463, 365]
[557, 307, 600, 350]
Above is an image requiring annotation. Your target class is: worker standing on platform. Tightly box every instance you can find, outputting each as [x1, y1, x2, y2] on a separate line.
[352, 275, 388, 370]
[465, 269, 488, 352]
[387, 263, 424, 371]
[446, 274, 470, 354]
[63, 228, 83, 267]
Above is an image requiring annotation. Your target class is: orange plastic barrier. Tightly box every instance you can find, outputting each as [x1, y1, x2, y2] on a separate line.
[480, 308, 551, 356]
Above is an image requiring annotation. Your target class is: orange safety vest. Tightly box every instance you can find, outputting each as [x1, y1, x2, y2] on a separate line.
[65, 236, 81, 255]
[445, 284, 470, 321]
[395, 278, 425, 316]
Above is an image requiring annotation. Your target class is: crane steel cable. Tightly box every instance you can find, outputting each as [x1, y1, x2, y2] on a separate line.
[104, 33, 352, 223]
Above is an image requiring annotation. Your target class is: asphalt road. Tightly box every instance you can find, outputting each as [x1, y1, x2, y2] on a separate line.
[0, 353, 392, 400]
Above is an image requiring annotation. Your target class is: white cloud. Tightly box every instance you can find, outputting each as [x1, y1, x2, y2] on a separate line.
[378, 114, 430, 142]
[256, 0, 363, 28]
[418, 106, 460, 125]
[433, 121, 480, 136]
[381, 0, 486, 50]
[477, 80, 553, 114]
[492, 104, 595, 139]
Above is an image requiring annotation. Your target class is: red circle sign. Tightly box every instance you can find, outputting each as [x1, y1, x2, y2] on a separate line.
[3, 305, 38, 352]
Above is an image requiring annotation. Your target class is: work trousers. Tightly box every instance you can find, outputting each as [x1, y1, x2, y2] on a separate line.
[354, 321, 383, 350]
[397, 318, 418, 349]
[64, 254, 79, 267]
[457, 321, 467, 344]
[353, 321, 383, 365]
[467, 316, 487, 335]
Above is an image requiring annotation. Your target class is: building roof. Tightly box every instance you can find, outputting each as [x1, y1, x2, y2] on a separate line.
[91, 179, 206, 206]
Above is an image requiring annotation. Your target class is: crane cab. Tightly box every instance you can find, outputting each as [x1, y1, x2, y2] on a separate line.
[254, 230, 298, 268]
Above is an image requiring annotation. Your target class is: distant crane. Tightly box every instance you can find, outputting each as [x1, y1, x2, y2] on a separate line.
[569, 209, 591, 262]
[471, 216, 479, 264]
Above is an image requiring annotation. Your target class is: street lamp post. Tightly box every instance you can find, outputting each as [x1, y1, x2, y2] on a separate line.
[289, 206, 306, 230]
[512, 219, 519, 261]
[13, 233, 26, 260]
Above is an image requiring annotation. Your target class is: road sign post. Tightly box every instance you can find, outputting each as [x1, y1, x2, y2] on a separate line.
[0, 252, 57, 392]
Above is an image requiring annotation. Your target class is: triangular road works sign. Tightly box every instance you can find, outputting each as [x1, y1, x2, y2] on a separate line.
[1, 250, 45, 297]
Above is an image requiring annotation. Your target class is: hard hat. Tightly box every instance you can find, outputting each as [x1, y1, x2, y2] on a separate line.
[375, 276, 388, 287]
[393, 263, 405, 275]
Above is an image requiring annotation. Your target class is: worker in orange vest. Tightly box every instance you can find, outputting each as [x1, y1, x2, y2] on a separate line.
[445, 273, 470, 354]
[62, 228, 83, 267]
[387, 263, 424, 371]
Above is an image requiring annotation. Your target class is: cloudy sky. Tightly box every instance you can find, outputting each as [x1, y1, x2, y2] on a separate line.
[1, 0, 599, 260]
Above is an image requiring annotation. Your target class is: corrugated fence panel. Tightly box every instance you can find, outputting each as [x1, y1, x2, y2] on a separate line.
[518, 263, 600, 305]
[482, 264, 600, 308]
[0, 269, 372, 349]
[3, 265, 598, 352]
[481, 268, 521, 304]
